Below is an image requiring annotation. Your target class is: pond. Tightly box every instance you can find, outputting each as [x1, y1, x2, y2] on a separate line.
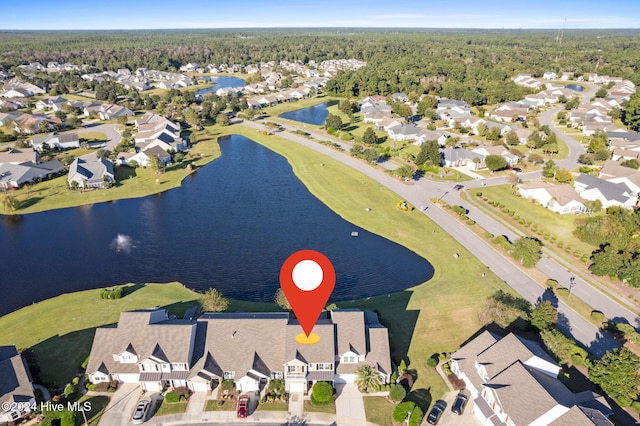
[0, 135, 433, 316]
[566, 84, 584, 92]
[279, 102, 335, 126]
[195, 76, 246, 96]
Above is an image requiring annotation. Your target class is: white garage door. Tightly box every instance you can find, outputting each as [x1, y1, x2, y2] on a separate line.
[334, 374, 356, 384]
[191, 382, 209, 392]
[289, 382, 305, 392]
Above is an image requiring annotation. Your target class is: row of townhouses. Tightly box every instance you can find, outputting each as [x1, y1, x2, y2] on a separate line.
[86, 308, 391, 395]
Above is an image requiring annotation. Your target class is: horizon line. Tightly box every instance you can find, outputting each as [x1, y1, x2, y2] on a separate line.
[1, 26, 640, 31]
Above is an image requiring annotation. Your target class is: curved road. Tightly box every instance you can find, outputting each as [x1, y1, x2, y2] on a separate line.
[243, 112, 637, 357]
[76, 122, 122, 161]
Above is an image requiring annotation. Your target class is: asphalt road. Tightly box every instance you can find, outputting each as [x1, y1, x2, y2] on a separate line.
[77, 121, 122, 161]
[241, 118, 629, 357]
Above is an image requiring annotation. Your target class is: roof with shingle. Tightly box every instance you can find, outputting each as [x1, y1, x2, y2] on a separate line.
[0, 346, 35, 407]
[86, 309, 196, 376]
[331, 310, 366, 356]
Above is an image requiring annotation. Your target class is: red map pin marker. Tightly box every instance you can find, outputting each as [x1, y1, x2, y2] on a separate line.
[280, 250, 336, 345]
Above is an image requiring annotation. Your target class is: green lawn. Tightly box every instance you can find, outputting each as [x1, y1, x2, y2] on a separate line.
[76, 395, 110, 426]
[0, 129, 220, 215]
[303, 400, 336, 414]
[256, 400, 289, 411]
[155, 400, 188, 416]
[363, 397, 395, 426]
[76, 131, 107, 142]
[0, 282, 203, 386]
[472, 184, 596, 256]
[205, 399, 236, 411]
[211, 123, 513, 409]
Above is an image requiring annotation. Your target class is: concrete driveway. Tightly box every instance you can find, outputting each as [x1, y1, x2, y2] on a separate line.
[434, 391, 481, 426]
[335, 383, 366, 426]
[97, 383, 141, 426]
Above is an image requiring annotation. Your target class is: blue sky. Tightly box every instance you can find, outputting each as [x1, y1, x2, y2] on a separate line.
[2, 0, 639, 30]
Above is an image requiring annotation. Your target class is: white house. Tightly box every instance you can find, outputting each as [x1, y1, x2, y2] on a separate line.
[519, 181, 589, 214]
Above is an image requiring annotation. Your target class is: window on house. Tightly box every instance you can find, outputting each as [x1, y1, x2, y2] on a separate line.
[287, 365, 304, 373]
[342, 355, 356, 363]
[317, 363, 332, 370]
[271, 371, 283, 379]
[223, 371, 235, 379]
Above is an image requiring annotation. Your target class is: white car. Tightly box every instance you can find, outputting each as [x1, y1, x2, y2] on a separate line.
[132, 399, 150, 424]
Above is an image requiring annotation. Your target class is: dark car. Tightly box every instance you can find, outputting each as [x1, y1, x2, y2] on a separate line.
[451, 392, 469, 415]
[427, 400, 447, 425]
[453, 184, 464, 190]
[132, 399, 150, 424]
[512, 167, 522, 172]
[237, 394, 250, 418]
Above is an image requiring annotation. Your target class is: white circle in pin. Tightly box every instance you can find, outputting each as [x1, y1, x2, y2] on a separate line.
[292, 259, 323, 291]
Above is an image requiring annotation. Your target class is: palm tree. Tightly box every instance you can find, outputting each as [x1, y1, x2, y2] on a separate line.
[355, 365, 382, 393]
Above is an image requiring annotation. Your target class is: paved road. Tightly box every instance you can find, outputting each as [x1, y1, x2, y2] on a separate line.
[242, 119, 626, 357]
[77, 122, 122, 161]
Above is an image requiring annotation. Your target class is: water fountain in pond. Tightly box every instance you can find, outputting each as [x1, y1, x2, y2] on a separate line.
[111, 233, 134, 253]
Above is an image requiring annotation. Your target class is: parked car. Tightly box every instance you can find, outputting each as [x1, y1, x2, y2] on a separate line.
[512, 167, 522, 172]
[237, 394, 250, 418]
[453, 184, 464, 190]
[132, 399, 150, 424]
[427, 400, 447, 425]
[451, 392, 469, 415]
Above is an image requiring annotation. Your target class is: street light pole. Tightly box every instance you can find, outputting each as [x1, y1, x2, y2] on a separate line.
[568, 275, 576, 298]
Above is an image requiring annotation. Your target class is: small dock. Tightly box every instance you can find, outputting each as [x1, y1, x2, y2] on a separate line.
[351, 231, 359, 237]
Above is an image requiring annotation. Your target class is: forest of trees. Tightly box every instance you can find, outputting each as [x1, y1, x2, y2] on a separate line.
[2, 29, 640, 106]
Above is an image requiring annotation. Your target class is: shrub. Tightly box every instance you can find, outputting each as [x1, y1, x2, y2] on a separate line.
[475, 191, 482, 197]
[546, 279, 559, 288]
[556, 287, 569, 297]
[631, 400, 640, 414]
[591, 311, 605, 323]
[220, 379, 234, 392]
[392, 401, 416, 423]
[571, 354, 584, 366]
[408, 405, 424, 426]
[72, 377, 79, 386]
[581, 256, 589, 263]
[617, 395, 632, 408]
[426, 357, 438, 368]
[558, 241, 564, 248]
[466, 219, 476, 225]
[451, 205, 466, 216]
[508, 211, 515, 217]
[389, 384, 407, 402]
[63, 383, 76, 398]
[310, 382, 333, 406]
[100, 286, 125, 299]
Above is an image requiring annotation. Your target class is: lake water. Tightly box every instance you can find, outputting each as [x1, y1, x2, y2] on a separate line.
[195, 76, 246, 96]
[566, 84, 584, 92]
[0, 135, 433, 316]
[279, 102, 334, 125]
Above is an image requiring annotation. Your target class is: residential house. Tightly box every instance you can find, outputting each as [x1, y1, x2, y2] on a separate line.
[67, 158, 115, 189]
[415, 130, 449, 147]
[30, 133, 80, 151]
[513, 74, 544, 89]
[472, 145, 519, 167]
[0, 148, 38, 165]
[387, 124, 420, 141]
[489, 103, 528, 122]
[440, 147, 483, 168]
[519, 181, 589, 214]
[0, 99, 26, 110]
[86, 309, 391, 395]
[0, 346, 36, 425]
[561, 72, 574, 81]
[86, 309, 196, 391]
[0, 160, 64, 189]
[390, 92, 408, 103]
[543, 71, 558, 80]
[124, 146, 171, 168]
[574, 174, 638, 209]
[599, 160, 640, 193]
[35, 96, 68, 111]
[450, 331, 614, 426]
[134, 113, 186, 152]
[98, 104, 134, 121]
[0, 88, 33, 98]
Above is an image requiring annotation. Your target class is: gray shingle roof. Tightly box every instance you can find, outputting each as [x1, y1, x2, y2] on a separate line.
[0, 346, 34, 408]
[331, 310, 366, 356]
[86, 309, 196, 376]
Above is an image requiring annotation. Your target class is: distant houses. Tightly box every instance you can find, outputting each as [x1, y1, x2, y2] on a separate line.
[0, 346, 36, 425]
[0, 148, 64, 189]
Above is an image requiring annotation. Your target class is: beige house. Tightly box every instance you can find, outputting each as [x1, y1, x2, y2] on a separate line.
[450, 331, 614, 426]
[86, 308, 391, 395]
